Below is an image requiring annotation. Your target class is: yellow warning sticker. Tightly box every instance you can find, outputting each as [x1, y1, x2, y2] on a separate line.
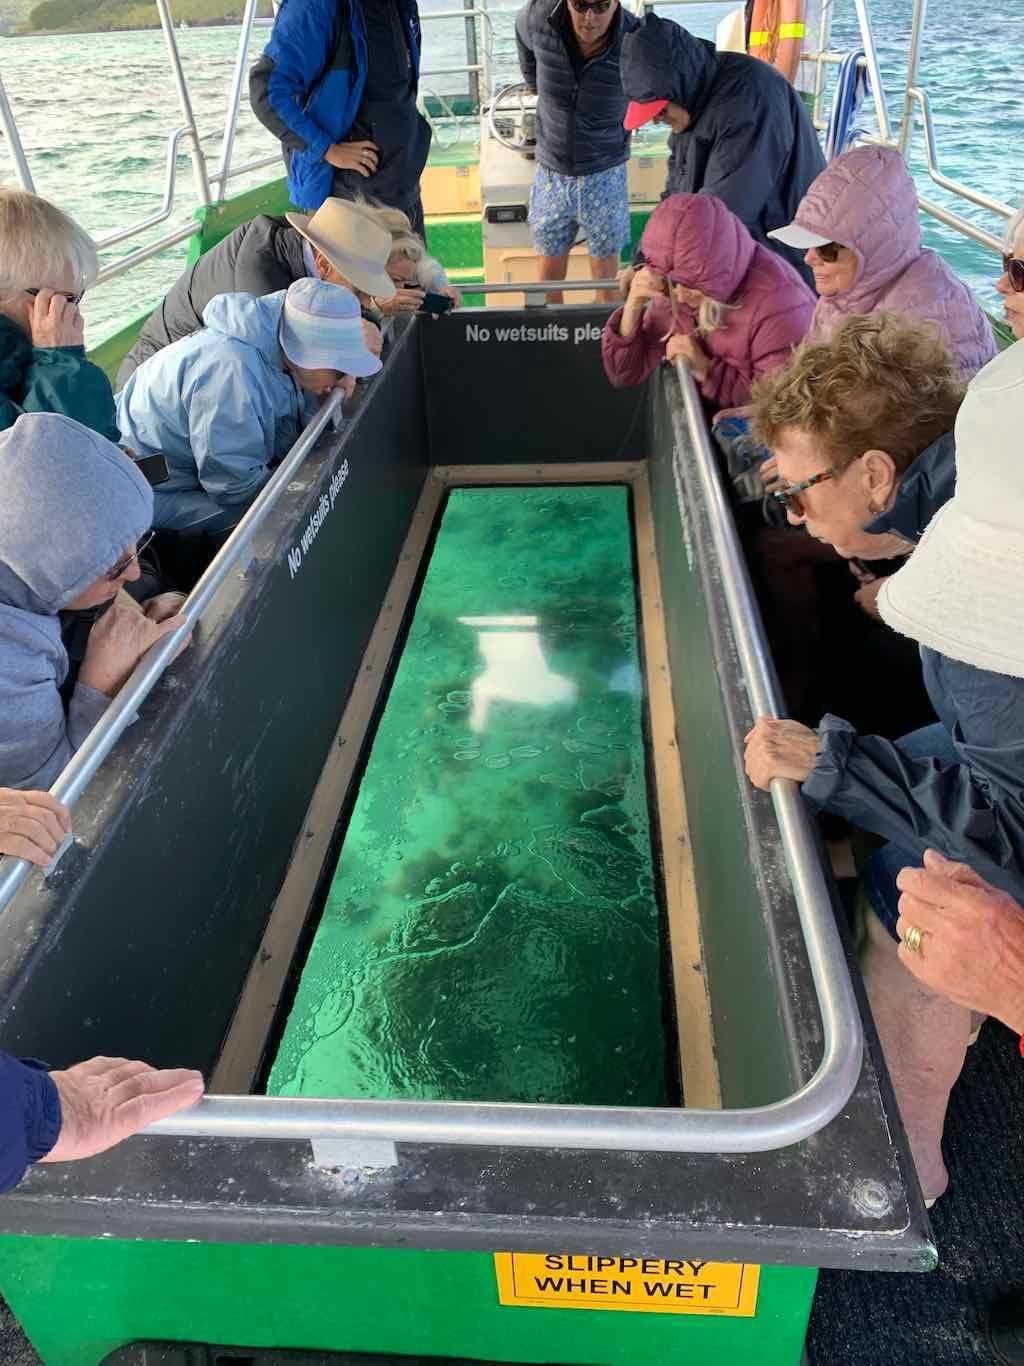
[494, 1253, 760, 1317]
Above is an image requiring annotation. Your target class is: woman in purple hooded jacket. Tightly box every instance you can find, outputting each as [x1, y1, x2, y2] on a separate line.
[768, 145, 995, 378]
[601, 193, 815, 411]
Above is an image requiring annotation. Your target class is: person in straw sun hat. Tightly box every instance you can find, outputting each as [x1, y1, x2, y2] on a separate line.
[745, 338, 1024, 1205]
[118, 198, 395, 387]
[117, 278, 380, 548]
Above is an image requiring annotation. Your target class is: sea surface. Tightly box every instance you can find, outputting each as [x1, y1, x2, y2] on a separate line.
[0, 0, 1019, 346]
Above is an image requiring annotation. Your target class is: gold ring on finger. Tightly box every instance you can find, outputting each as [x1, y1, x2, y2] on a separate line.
[903, 923, 925, 956]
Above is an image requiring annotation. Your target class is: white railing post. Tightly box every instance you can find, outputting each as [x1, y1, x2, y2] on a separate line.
[215, 0, 263, 200]
[153, 0, 213, 207]
[0, 70, 35, 192]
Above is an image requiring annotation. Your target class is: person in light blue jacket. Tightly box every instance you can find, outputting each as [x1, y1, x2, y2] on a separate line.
[116, 278, 381, 538]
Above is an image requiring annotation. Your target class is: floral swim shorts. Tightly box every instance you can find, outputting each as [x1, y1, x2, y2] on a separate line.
[527, 162, 631, 259]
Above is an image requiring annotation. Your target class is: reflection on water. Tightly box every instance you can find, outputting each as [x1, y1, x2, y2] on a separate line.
[465, 622, 577, 732]
[267, 486, 669, 1107]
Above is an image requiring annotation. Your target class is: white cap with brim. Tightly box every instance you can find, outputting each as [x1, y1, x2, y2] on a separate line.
[877, 343, 1024, 680]
[767, 221, 835, 251]
[286, 198, 396, 300]
[280, 278, 382, 379]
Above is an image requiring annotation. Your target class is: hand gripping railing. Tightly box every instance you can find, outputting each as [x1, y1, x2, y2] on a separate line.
[144, 353, 863, 1154]
[0, 389, 344, 914]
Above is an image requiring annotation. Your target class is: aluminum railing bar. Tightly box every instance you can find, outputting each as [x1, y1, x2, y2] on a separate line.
[94, 127, 191, 251]
[898, 0, 928, 155]
[0, 390, 343, 914]
[473, 279, 607, 294]
[917, 195, 1005, 253]
[210, 153, 284, 190]
[421, 8, 494, 25]
[216, 0, 262, 200]
[154, 0, 213, 207]
[420, 63, 484, 78]
[909, 87, 1013, 220]
[145, 363, 864, 1153]
[851, 0, 893, 143]
[0, 70, 35, 192]
[93, 222, 199, 286]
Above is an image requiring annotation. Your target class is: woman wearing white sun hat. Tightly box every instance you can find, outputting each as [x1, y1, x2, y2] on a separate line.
[745, 339, 1024, 1203]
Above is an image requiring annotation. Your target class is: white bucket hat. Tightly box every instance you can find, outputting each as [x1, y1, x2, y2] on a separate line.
[286, 198, 396, 299]
[279, 278, 382, 378]
[878, 342, 1024, 679]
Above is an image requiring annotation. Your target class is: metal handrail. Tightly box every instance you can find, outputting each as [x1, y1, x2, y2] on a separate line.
[908, 86, 1012, 221]
[94, 222, 199, 288]
[0, 389, 343, 913]
[214, 0, 261, 200]
[0, 297, 865, 1152]
[0, 69, 34, 192]
[93, 126, 195, 252]
[141, 354, 864, 1152]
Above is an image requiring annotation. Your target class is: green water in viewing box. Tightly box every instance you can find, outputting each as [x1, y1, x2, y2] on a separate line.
[268, 485, 670, 1106]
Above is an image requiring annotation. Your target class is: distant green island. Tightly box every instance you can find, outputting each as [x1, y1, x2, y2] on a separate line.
[4, 0, 273, 36]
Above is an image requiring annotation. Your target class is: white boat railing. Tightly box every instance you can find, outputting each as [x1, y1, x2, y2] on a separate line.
[0, 0, 1013, 282]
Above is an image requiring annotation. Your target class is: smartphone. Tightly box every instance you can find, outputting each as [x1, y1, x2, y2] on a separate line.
[134, 453, 170, 486]
[420, 291, 454, 317]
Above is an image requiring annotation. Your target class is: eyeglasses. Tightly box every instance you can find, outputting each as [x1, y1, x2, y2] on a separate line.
[812, 242, 842, 264]
[1002, 255, 1024, 293]
[24, 286, 85, 306]
[771, 468, 835, 517]
[568, 0, 613, 13]
[107, 529, 155, 582]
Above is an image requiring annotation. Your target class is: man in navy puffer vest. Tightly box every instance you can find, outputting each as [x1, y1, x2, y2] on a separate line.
[250, 0, 431, 236]
[516, 0, 638, 300]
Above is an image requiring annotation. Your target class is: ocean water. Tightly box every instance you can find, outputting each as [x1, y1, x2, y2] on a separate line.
[0, 0, 1018, 346]
[267, 484, 670, 1106]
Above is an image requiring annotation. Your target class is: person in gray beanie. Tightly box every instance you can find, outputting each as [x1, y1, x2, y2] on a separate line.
[0, 412, 188, 791]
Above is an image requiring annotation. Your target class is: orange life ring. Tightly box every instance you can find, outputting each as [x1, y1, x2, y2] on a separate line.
[747, 0, 805, 84]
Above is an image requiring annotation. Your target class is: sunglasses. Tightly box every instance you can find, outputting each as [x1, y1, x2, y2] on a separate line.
[771, 468, 835, 517]
[24, 286, 85, 306]
[812, 242, 842, 264]
[107, 529, 155, 582]
[568, 0, 613, 13]
[1002, 255, 1024, 293]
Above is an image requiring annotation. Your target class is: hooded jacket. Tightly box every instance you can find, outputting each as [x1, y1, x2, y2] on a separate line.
[117, 216, 309, 387]
[0, 314, 118, 442]
[864, 430, 956, 546]
[116, 291, 314, 534]
[804, 648, 1024, 910]
[515, 0, 639, 177]
[601, 194, 815, 408]
[0, 413, 153, 790]
[793, 147, 996, 377]
[250, 0, 429, 216]
[620, 15, 824, 279]
[0, 1054, 60, 1195]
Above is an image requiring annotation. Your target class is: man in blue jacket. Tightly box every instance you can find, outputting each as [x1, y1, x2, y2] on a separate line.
[249, 0, 431, 236]
[2, 1051, 203, 1194]
[620, 13, 824, 282]
[516, 0, 638, 301]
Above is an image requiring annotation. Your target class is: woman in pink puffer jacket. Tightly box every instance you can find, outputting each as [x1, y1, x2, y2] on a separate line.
[601, 194, 815, 411]
[768, 145, 995, 377]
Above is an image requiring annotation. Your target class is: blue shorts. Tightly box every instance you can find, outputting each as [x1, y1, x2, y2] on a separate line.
[528, 162, 630, 260]
[860, 723, 961, 939]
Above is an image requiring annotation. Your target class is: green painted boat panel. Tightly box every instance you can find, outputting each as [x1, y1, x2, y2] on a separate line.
[0, 1235, 817, 1366]
[267, 485, 671, 1108]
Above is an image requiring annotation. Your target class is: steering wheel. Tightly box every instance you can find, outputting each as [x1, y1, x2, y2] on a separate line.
[486, 82, 537, 155]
